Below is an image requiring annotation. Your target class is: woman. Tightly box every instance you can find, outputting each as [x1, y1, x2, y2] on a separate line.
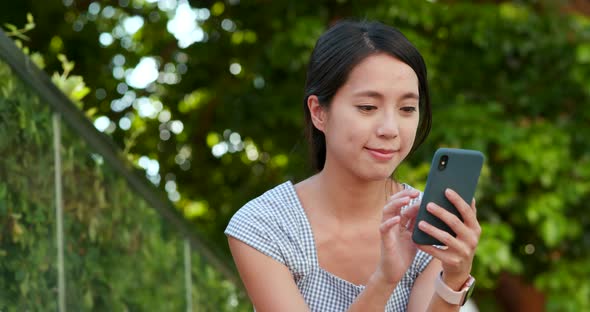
[225, 20, 481, 311]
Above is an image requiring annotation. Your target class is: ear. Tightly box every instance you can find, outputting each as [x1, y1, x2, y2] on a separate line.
[307, 95, 327, 133]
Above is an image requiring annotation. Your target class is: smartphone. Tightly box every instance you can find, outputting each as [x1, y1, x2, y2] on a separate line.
[412, 148, 484, 245]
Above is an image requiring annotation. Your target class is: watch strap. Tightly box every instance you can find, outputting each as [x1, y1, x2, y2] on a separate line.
[434, 271, 476, 306]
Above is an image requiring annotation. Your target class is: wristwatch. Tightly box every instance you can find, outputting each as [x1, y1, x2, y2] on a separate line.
[434, 271, 476, 306]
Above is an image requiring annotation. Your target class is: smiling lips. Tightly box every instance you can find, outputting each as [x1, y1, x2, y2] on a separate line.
[365, 147, 398, 161]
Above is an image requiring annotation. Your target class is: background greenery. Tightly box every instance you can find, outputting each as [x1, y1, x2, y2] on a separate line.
[1, 0, 590, 311]
[0, 53, 246, 310]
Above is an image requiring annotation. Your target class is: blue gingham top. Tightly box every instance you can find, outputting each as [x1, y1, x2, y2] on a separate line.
[225, 181, 432, 311]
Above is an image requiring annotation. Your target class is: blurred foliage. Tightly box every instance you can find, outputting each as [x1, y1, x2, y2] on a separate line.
[1, 0, 590, 310]
[0, 44, 248, 310]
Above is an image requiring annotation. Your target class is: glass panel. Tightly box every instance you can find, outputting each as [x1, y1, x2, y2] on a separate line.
[0, 59, 57, 310]
[59, 118, 186, 310]
[0, 46, 245, 312]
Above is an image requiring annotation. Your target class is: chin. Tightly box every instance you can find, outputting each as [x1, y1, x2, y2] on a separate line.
[344, 158, 399, 182]
[358, 167, 396, 182]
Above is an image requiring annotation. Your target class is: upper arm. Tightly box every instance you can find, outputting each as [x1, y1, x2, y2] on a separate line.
[407, 258, 441, 312]
[228, 236, 310, 312]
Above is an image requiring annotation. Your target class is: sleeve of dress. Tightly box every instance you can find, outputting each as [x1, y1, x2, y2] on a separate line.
[224, 202, 285, 265]
[409, 249, 433, 277]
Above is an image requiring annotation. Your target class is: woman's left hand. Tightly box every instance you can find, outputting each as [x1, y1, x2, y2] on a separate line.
[416, 188, 481, 287]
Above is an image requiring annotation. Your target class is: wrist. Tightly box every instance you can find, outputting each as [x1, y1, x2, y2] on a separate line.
[435, 271, 476, 306]
[370, 269, 399, 291]
[441, 271, 470, 291]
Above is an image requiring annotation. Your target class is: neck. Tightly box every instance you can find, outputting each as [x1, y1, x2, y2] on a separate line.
[308, 166, 401, 223]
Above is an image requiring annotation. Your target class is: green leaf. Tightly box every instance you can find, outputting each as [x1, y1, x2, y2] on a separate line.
[4, 23, 17, 31]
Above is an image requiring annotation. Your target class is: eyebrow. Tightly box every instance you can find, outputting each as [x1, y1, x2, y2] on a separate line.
[352, 90, 384, 99]
[352, 90, 419, 101]
[399, 92, 420, 101]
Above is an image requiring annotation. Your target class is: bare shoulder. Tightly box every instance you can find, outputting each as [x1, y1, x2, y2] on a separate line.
[293, 176, 316, 199]
[228, 237, 310, 312]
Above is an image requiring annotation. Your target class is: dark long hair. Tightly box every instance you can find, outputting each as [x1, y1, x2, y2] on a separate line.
[303, 20, 432, 171]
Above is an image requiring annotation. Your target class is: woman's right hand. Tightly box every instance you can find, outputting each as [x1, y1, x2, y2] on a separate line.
[376, 188, 421, 285]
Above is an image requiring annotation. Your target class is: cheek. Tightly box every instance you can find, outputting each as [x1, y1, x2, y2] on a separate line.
[330, 124, 358, 148]
[327, 110, 362, 144]
[401, 119, 419, 147]
[344, 121, 371, 146]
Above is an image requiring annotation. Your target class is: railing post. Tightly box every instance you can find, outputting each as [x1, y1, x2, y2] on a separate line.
[184, 239, 193, 312]
[53, 114, 66, 312]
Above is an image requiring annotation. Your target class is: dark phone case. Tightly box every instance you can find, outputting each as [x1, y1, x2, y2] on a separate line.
[412, 148, 484, 245]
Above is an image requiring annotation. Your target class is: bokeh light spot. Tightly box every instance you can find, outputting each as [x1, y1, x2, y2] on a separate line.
[119, 117, 132, 130]
[126, 57, 159, 89]
[99, 33, 114, 46]
[88, 2, 101, 15]
[229, 63, 242, 75]
[94, 116, 111, 132]
[123, 16, 144, 35]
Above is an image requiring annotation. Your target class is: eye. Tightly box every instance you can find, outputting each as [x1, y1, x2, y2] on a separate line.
[357, 105, 377, 112]
[400, 106, 417, 113]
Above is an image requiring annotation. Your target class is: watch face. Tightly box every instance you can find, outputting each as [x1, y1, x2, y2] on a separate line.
[462, 279, 476, 306]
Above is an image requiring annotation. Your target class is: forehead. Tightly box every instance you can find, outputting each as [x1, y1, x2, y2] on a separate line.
[342, 53, 419, 95]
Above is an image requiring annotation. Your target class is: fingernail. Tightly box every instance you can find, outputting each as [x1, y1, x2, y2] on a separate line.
[426, 203, 435, 212]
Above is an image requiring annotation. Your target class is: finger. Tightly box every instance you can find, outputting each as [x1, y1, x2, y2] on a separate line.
[417, 243, 473, 273]
[426, 202, 481, 249]
[389, 188, 420, 201]
[401, 201, 421, 231]
[425, 202, 471, 239]
[382, 196, 411, 219]
[471, 198, 477, 215]
[380, 216, 401, 234]
[401, 200, 421, 219]
[445, 188, 476, 227]
[417, 244, 444, 256]
[417, 220, 463, 250]
[417, 244, 454, 263]
[385, 189, 419, 219]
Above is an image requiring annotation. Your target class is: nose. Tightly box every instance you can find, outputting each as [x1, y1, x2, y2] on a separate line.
[376, 111, 399, 139]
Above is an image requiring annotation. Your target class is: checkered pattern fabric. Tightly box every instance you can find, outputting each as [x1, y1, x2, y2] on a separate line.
[225, 181, 432, 311]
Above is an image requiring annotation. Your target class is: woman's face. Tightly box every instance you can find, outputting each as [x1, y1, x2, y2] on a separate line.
[311, 53, 420, 181]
